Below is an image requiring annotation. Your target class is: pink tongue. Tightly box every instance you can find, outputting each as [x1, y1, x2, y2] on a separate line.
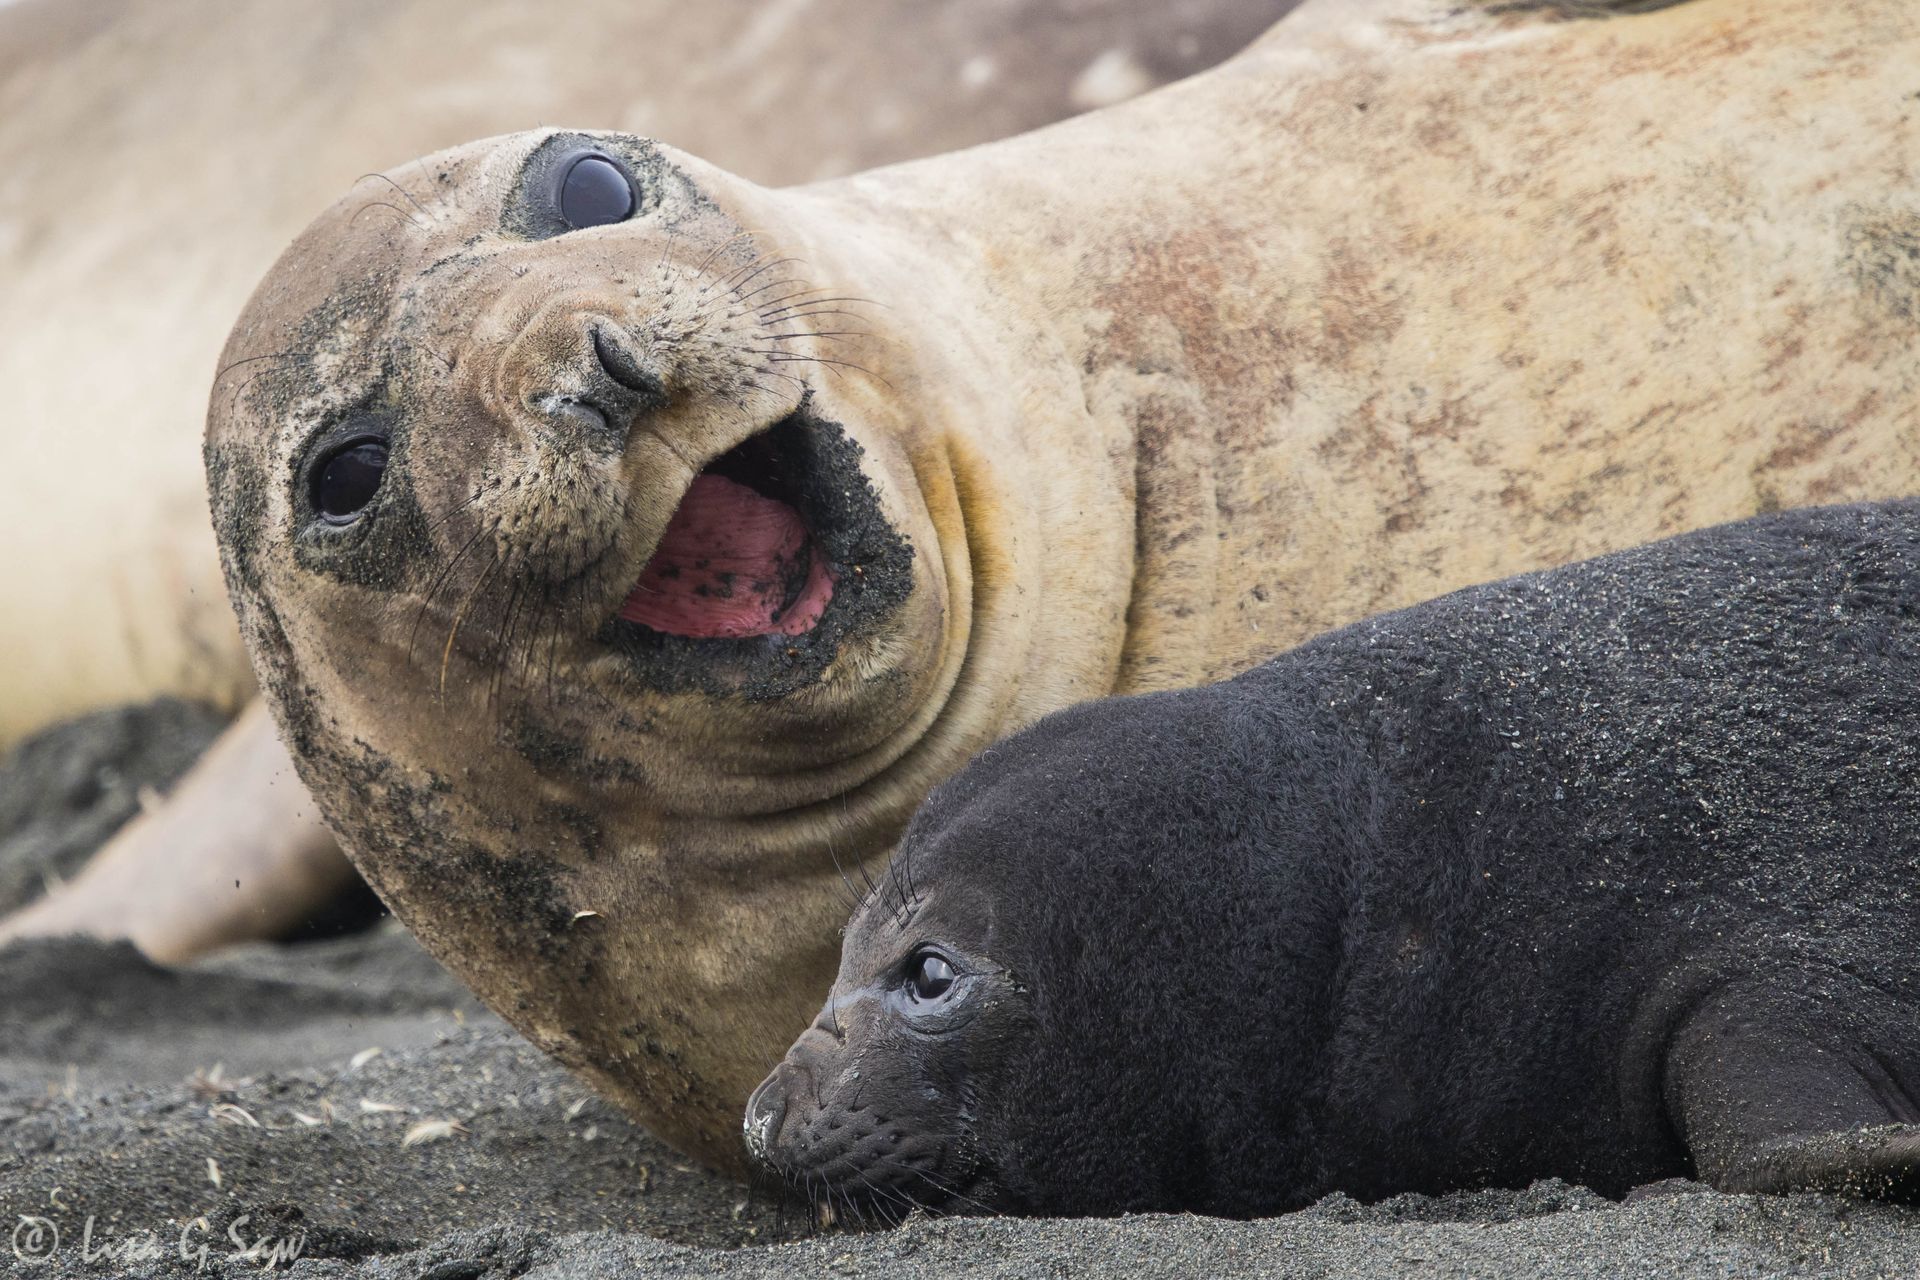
[618, 474, 834, 638]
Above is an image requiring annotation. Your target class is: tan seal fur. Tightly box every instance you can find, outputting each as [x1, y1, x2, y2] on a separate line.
[207, 0, 1920, 1169]
[0, 0, 1289, 956]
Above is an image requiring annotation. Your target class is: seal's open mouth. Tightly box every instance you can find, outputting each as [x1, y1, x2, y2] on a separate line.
[616, 456, 835, 639]
[599, 405, 913, 697]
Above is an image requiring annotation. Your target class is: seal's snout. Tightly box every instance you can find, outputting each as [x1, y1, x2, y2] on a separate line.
[743, 1036, 851, 1178]
[744, 975, 992, 1220]
[521, 320, 666, 456]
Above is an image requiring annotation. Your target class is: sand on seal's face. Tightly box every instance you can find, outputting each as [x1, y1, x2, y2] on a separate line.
[209, 0, 1920, 1172]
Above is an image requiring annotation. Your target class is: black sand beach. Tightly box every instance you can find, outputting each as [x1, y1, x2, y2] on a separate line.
[5, 707, 1920, 1278]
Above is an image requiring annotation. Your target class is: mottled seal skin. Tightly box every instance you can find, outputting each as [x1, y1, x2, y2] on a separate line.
[208, 0, 1920, 1169]
[751, 500, 1920, 1218]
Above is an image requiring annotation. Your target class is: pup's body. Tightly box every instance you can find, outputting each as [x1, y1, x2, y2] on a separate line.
[752, 501, 1920, 1215]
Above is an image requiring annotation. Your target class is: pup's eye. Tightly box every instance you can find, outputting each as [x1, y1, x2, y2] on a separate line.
[908, 951, 956, 1002]
[559, 154, 636, 229]
[312, 437, 388, 525]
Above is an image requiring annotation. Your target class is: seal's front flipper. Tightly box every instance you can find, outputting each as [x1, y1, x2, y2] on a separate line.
[1710, 1127, 1920, 1199]
[1667, 978, 1920, 1198]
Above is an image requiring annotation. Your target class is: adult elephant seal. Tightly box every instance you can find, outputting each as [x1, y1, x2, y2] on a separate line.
[0, 0, 1296, 958]
[2, 0, 1284, 747]
[206, 0, 1920, 1169]
[750, 500, 1920, 1216]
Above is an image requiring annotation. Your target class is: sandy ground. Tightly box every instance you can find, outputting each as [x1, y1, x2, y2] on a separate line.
[5, 708, 1920, 1277]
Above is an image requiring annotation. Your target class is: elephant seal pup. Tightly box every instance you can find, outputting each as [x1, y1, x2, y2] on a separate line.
[750, 500, 1920, 1217]
[208, 0, 1920, 1170]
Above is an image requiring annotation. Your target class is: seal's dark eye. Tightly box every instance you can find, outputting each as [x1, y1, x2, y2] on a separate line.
[559, 154, 636, 229]
[312, 437, 388, 525]
[908, 951, 956, 1002]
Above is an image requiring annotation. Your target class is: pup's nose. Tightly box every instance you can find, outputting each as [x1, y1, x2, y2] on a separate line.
[743, 1067, 791, 1167]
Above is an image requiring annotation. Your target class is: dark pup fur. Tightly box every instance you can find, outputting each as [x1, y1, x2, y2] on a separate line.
[747, 499, 1920, 1219]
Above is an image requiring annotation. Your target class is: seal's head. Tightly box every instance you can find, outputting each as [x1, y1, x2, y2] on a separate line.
[746, 689, 1334, 1218]
[204, 129, 981, 1164]
[208, 128, 939, 736]
[742, 821, 1036, 1221]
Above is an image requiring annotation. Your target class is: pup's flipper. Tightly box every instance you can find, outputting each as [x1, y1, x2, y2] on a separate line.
[1667, 977, 1920, 1199]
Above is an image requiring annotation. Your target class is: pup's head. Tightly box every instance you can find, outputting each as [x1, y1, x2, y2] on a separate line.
[743, 688, 1330, 1219]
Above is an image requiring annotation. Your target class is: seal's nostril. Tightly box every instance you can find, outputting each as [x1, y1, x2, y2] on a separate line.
[532, 394, 625, 452]
[590, 325, 666, 403]
[743, 1071, 790, 1165]
[550, 399, 609, 437]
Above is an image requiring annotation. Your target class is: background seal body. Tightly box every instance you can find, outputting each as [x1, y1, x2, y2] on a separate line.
[208, 0, 1920, 1168]
[753, 499, 1920, 1215]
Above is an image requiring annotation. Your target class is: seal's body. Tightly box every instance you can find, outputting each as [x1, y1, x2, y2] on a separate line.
[208, 0, 1920, 1168]
[751, 500, 1920, 1216]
